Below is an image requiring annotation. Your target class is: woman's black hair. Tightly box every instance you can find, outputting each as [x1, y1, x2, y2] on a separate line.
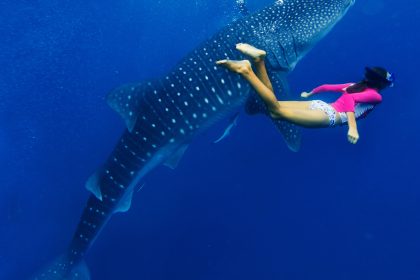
[346, 81, 368, 93]
[346, 67, 392, 93]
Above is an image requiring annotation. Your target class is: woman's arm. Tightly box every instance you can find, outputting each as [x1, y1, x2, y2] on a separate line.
[346, 112, 359, 144]
[301, 83, 353, 98]
[352, 89, 383, 104]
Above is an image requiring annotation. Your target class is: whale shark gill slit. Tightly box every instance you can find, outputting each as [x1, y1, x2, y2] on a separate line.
[291, 35, 299, 63]
[277, 41, 290, 69]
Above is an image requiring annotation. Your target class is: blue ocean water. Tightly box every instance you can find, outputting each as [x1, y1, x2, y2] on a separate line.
[1, 0, 419, 279]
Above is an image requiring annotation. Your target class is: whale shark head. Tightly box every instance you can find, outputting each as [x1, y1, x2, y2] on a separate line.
[264, 0, 355, 70]
[290, 0, 355, 57]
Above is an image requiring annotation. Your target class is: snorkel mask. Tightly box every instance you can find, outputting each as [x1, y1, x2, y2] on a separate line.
[365, 67, 395, 88]
[386, 71, 396, 87]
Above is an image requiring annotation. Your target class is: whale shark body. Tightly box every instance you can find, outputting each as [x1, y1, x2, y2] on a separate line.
[32, 0, 355, 279]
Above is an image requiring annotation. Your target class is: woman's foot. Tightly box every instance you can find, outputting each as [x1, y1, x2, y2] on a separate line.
[236, 43, 266, 62]
[216, 59, 252, 74]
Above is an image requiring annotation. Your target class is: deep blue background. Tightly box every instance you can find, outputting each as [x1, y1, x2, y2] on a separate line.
[1, 0, 419, 279]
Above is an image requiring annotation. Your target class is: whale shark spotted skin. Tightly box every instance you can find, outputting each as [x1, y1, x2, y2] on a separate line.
[32, 0, 355, 279]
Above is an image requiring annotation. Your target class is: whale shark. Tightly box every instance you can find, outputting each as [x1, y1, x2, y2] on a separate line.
[213, 112, 239, 143]
[32, 0, 355, 279]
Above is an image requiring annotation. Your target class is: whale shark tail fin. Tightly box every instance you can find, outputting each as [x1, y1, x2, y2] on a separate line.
[31, 255, 90, 280]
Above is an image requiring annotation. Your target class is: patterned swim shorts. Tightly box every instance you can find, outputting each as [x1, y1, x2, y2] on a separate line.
[309, 100, 337, 127]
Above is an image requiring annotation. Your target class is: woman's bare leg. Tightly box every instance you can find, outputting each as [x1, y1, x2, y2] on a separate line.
[236, 43, 310, 110]
[216, 59, 330, 128]
[216, 59, 280, 113]
[236, 43, 273, 91]
[278, 101, 314, 110]
[273, 107, 330, 128]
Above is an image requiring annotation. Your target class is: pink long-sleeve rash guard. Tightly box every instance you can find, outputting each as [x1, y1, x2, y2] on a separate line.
[311, 83, 383, 113]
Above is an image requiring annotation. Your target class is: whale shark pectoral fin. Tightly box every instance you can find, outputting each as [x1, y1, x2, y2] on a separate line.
[271, 119, 301, 152]
[86, 172, 103, 201]
[271, 72, 290, 97]
[107, 83, 144, 132]
[114, 188, 135, 213]
[270, 72, 302, 152]
[213, 112, 240, 144]
[245, 71, 301, 152]
[164, 144, 189, 169]
[245, 90, 267, 115]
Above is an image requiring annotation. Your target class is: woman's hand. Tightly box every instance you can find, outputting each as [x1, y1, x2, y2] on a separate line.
[300, 91, 312, 98]
[347, 127, 359, 144]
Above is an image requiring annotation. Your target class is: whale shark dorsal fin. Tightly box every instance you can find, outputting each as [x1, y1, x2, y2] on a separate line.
[164, 144, 189, 169]
[86, 172, 103, 201]
[107, 83, 143, 132]
[114, 188, 135, 213]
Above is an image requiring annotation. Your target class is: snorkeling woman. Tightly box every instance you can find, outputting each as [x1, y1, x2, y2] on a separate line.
[216, 43, 395, 144]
